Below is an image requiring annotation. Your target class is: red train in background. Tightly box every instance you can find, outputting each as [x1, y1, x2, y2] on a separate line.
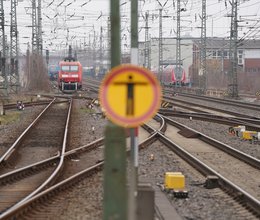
[58, 57, 82, 92]
[153, 65, 190, 87]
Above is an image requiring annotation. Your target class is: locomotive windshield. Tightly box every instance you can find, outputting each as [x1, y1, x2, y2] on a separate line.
[61, 65, 79, 72]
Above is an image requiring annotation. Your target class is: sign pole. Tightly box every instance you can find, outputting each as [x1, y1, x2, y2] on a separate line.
[129, 127, 138, 220]
[130, 0, 138, 220]
[103, 1, 127, 220]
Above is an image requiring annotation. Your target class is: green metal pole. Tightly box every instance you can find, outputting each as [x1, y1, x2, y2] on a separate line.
[111, 0, 121, 68]
[130, 1, 138, 220]
[103, 122, 127, 220]
[131, 0, 138, 65]
[103, 1, 127, 220]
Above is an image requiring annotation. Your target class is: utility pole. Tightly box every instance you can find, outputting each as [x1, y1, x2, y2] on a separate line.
[199, 0, 207, 93]
[10, 0, 19, 93]
[103, 1, 127, 219]
[32, 0, 38, 54]
[68, 45, 72, 58]
[88, 33, 91, 67]
[93, 30, 96, 77]
[228, 0, 238, 98]
[107, 17, 111, 70]
[37, 0, 43, 55]
[130, 1, 139, 219]
[175, 0, 181, 87]
[158, 8, 163, 83]
[148, 34, 151, 70]
[99, 26, 103, 75]
[144, 11, 149, 69]
[0, 0, 8, 96]
[46, 49, 49, 66]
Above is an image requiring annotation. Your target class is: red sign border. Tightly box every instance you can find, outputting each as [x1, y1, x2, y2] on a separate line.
[99, 64, 161, 127]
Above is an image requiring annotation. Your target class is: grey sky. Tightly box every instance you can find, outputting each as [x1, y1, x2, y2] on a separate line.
[3, 0, 260, 54]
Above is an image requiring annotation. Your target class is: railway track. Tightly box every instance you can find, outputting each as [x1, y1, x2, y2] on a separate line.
[163, 94, 260, 119]
[150, 115, 260, 218]
[0, 121, 156, 219]
[1, 87, 259, 219]
[0, 98, 72, 213]
[0, 113, 259, 219]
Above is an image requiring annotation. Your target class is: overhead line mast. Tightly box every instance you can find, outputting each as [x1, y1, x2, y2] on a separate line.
[144, 11, 149, 69]
[99, 26, 103, 74]
[175, 0, 181, 87]
[32, 0, 38, 54]
[199, 0, 207, 93]
[10, 0, 20, 93]
[159, 8, 163, 82]
[228, 0, 238, 98]
[0, 0, 8, 96]
[37, 0, 43, 55]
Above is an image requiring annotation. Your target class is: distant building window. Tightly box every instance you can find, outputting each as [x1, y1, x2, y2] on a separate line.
[217, 50, 222, 58]
[223, 50, 228, 58]
[212, 50, 217, 59]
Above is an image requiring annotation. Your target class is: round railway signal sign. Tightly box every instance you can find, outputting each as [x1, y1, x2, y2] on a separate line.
[99, 64, 162, 128]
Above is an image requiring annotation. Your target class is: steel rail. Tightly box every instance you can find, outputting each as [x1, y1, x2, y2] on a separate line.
[0, 138, 104, 185]
[0, 98, 56, 165]
[0, 117, 165, 219]
[176, 92, 260, 111]
[162, 95, 260, 119]
[159, 109, 260, 131]
[163, 115, 260, 169]
[157, 131, 260, 216]
[5, 98, 73, 212]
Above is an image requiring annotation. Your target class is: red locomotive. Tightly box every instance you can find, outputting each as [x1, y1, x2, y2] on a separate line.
[58, 57, 82, 92]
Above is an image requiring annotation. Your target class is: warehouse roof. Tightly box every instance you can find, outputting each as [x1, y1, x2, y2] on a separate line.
[193, 37, 260, 49]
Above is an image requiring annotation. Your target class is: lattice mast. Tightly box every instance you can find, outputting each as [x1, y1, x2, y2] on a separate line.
[199, 0, 207, 93]
[144, 11, 149, 69]
[107, 17, 111, 70]
[0, 0, 8, 95]
[92, 30, 96, 73]
[175, 0, 181, 87]
[10, 0, 20, 92]
[228, 0, 238, 98]
[99, 26, 103, 73]
[32, 0, 38, 54]
[37, 0, 43, 55]
[158, 8, 163, 82]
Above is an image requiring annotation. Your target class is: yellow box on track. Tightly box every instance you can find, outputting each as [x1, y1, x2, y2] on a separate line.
[164, 172, 185, 190]
[242, 131, 257, 140]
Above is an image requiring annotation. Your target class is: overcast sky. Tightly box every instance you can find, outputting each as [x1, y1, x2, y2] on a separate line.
[3, 0, 260, 54]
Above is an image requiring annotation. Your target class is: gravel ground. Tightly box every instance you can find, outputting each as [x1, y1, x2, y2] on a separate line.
[139, 141, 258, 220]
[170, 117, 260, 159]
[0, 105, 46, 156]
[1, 95, 259, 220]
[173, 95, 260, 118]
